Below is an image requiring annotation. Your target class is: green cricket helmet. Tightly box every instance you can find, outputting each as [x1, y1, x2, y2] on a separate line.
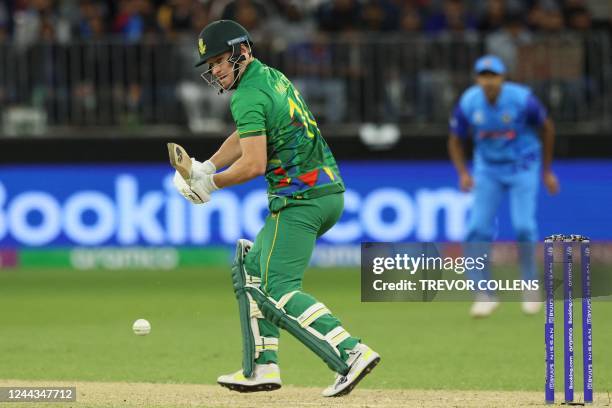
[194, 20, 252, 68]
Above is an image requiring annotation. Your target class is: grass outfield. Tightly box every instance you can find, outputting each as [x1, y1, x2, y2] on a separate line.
[0, 267, 610, 394]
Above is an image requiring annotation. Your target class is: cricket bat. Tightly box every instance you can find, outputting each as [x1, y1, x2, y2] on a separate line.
[167, 143, 192, 181]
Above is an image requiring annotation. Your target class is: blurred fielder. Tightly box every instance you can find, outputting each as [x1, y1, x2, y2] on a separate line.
[448, 55, 560, 317]
[172, 20, 380, 396]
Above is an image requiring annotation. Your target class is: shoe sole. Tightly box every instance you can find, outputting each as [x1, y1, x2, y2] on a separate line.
[217, 381, 281, 393]
[332, 356, 381, 397]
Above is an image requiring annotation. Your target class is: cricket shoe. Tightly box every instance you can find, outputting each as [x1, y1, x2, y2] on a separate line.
[322, 343, 381, 397]
[217, 363, 281, 393]
[521, 290, 543, 315]
[470, 292, 499, 318]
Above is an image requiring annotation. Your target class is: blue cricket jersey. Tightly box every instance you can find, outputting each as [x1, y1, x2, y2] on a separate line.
[450, 82, 547, 166]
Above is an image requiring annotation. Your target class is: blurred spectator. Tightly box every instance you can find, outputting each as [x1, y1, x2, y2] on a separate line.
[190, 1, 210, 34]
[477, 0, 506, 32]
[39, 13, 57, 41]
[136, 0, 163, 39]
[221, 0, 268, 21]
[361, 0, 400, 32]
[288, 33, 347, 123]
[399, 5, 422, 32]
[519, 1, 586, 121]
[157, 0, 195, 38]
[112, 0, 161, 42]
[264, 0, 317, 45]
[563, 0, 589, 11]
[316, 0, 362, 33]
[233, 2, 262, 33]
[176, 2, 230, 133]
[13, 0, 71, 48]
[75, 0, 107, 40]
[0, 2, 9, 43]
[565, 6, 592, 31]
[486, 13, 532, 77]
[219, 0, 271, 42]
[560, 2, 595, 120]
[424, 0, 477, 36]
[540, 9, 565, 31]
[527, 1, 565, 32]
[70, 1, 109, 119]
[110, 0, 162, 126]
[476, 0, 527, 32]
[418, 0, 479, 121]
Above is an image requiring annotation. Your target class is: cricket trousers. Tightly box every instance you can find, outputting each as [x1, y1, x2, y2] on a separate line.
[465, 160, 540, 283]
[243, 192, 360, 364]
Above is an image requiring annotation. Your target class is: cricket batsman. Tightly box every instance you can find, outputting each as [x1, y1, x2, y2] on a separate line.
[448, 55, 560, 317]
[171, 20, 380, 396]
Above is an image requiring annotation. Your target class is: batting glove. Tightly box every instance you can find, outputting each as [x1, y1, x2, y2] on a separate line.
[191, 158, 216, 179]
[190, 174, 219, 202]
[173, 170, 208, 204]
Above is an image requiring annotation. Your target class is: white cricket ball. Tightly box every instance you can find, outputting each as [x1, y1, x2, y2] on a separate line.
[132, 319, 151, 336]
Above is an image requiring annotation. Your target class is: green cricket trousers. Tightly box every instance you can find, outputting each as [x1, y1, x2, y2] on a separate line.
[243, 192, 360, 364]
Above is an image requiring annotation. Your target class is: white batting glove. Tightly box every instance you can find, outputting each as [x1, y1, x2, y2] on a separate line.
[191, 174, 219, 201]
[173, 170, 208, 204]
[191, 158, 216, 179]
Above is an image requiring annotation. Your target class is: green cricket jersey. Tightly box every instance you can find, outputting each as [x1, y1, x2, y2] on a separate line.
[230, 59, 345, 199]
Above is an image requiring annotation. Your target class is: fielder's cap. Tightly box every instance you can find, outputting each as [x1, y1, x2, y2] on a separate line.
[474, 55, 506, 75]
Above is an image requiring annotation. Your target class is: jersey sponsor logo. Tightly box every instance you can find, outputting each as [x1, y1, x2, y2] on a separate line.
[477, 129, 516, 140]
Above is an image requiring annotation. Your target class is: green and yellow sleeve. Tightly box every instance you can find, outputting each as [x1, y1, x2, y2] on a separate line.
[230, 87, 268, 138]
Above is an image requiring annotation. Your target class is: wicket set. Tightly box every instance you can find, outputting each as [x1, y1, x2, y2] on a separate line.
[544, 234, 593, 404]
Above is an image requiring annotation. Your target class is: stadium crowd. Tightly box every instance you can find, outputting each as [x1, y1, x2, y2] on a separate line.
[0, 0, 607, 46]
[0, 1, 609, 133]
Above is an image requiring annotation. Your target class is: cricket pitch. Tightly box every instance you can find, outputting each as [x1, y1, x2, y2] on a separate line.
[1, 380, 607, 407]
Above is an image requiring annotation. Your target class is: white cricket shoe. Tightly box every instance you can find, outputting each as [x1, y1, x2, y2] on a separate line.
[522, 301, 543, 314]
[470, 292, 499, 318]
[322, 343, 381, 397]
[217, 363, 281, 393]
[522, 290, 543, 315]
